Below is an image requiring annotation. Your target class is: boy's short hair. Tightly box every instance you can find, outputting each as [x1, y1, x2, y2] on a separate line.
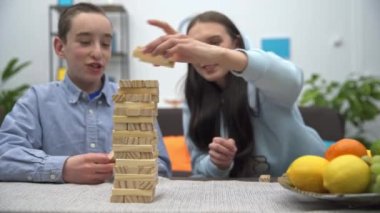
[58, 3, 107, 42]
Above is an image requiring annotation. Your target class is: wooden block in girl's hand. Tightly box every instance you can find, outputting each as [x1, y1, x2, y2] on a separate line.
[133, 47, 175, 68]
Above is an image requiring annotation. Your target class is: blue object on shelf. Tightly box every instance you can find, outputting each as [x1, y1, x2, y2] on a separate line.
[261, 38, 290, 59]
[58, 0, 73, 6]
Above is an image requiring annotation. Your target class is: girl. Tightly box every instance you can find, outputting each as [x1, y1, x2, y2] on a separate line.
[145, 11, 325, 177]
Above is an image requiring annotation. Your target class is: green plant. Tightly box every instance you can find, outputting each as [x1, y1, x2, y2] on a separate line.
[0, 58, 31, 123]
[300, 73, 380, 144]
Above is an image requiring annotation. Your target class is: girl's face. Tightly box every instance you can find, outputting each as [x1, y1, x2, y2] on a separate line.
[188, 22, 237, 87]
[55, 12, 112, 93]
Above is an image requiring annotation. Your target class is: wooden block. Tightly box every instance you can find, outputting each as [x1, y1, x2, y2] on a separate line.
[113, 123, 154, 131]
[113, 115, 155, 131]
[110, 195, 154, 203]
[112, 93, 158, 103]
[114, 108, 158, 117]
[113, 150, 158, 159]
[119, 80, 159, 88]
[113, 130, 157, 138]
[113, 179, 157, 190]
[124, 195, 154, 203]
[112, 135, 157, 145]
[114, 159, 157, 174]
[113, 173, 158, 189]
[113, 144, 157, 159]
[118, 87, 159, 96]
[112, 188, 155, 197]
[115, 102, 157, 109]
[133, 47, 174, 68]
[114, 102, 158, 117]
[112, 130, 157, 145]
[113, 144, 154, 152]
[113, 116, 155, 124]
[259, 174, 271, 183]
[111, 187, 156, 202]
[110, 195, 125, 203]
[116, 159, 157, 167]
[114, 173, 157, 181]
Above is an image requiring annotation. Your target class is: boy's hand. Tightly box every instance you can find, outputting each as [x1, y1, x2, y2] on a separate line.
[63, 153, 114, 184]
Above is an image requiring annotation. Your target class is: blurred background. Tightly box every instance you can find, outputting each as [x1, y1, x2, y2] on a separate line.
[1, 0, 379, 141]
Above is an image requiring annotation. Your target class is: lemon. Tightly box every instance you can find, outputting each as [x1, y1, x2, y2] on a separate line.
[286, 155, 328, 193]
[323, 154, 370, 194]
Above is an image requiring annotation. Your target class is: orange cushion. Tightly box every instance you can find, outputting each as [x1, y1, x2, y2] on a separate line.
[163, 136, 192, 172]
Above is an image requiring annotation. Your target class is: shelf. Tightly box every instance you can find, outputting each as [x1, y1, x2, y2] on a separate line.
[50, 4, 126, 13]
[112, 52, 127, 57]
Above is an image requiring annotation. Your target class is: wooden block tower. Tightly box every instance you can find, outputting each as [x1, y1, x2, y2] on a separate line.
[110, 80, 159, 203]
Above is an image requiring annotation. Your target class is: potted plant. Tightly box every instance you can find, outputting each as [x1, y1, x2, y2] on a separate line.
[0, 58, 31, 124]
[299, 73, 380, 146]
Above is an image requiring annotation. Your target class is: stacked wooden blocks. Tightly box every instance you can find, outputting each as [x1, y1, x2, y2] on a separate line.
[110, 80, 159, 203]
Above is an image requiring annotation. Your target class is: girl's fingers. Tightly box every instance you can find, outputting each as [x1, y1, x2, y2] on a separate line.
[147, 19, 177, 35]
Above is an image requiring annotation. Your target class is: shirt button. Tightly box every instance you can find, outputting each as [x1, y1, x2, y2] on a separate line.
[98, 100, 103, 105]
[90, 143, 96, 148]
[50, 174, 56, 180]
[89, 109, 93, 114]
[27, 176, 32, 181]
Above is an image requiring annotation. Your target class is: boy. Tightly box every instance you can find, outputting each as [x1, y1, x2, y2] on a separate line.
[0, 3, 171, 184]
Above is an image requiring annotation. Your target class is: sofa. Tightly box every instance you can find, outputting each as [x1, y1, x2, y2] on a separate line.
[157, 106, 345, 176]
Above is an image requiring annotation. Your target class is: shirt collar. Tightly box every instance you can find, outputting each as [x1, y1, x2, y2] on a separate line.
[63, 75, 115, 106]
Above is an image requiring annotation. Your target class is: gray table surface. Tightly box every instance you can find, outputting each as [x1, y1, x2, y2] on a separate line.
[0, 177, 379, 213]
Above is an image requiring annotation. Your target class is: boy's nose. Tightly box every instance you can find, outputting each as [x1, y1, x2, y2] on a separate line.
[91, 43, 102, 59]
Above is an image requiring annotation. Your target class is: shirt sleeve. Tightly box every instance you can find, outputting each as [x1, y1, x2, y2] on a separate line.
[233, 49, 304, 108]
[0, 87, 68, 183]
[182, 103, 232, 178]
[155, 122, 172, 177]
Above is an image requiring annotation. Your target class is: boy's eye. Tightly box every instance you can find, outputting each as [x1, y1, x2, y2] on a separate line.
[102, 42, 111, 48]
[79, 40, 91, 45]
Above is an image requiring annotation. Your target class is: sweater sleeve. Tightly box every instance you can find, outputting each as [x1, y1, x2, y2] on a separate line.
[0, 88, 68, 183]
[233, 49, 304, 108]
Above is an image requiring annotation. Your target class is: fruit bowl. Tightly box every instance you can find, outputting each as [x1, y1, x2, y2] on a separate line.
[278, 174, 380, 207]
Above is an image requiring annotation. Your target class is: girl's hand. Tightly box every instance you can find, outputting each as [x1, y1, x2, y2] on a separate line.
[147, 19, 177, 35]
[208, 137, 237, 170]
[143, 34, 224, 65]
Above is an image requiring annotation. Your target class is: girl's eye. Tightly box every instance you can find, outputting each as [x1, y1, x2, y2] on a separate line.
[208, 39, 222, 46]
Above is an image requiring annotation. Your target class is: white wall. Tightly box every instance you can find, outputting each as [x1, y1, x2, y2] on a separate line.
[1, 0, 379, 139]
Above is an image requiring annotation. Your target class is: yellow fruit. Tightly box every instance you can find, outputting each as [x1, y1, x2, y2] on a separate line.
[286, 155, 328, 193]
[323, 154, 370, 194]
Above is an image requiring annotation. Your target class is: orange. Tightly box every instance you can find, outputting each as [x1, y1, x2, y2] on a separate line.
[324, 138, 368, 161]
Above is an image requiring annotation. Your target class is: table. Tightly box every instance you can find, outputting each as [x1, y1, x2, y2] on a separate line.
[0, 177, 378, 212]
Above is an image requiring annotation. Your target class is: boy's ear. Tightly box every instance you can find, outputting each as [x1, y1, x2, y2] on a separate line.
[54, 37, 65, 58]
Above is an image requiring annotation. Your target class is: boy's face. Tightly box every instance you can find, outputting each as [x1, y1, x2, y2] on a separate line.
[55, 12, 112, 92]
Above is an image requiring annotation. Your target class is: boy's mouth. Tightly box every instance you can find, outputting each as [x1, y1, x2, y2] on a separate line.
[88, 62, 103, 69]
